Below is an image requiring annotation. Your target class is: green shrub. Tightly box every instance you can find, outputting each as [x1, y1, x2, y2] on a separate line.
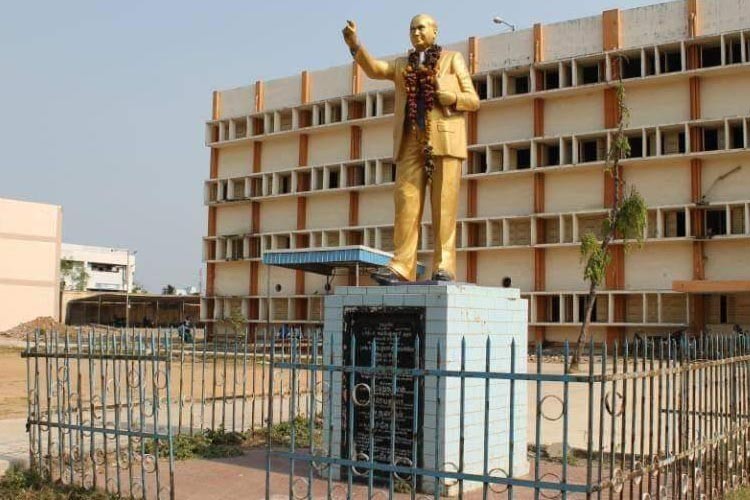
[0, 462, 114, 499]
[144, 426, 245, 460]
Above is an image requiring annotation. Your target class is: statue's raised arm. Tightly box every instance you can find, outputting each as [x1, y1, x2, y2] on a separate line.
[342, 20, 395, 81]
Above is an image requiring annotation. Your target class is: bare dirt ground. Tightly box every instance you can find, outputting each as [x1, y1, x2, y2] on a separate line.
[0, 345, 28, 419]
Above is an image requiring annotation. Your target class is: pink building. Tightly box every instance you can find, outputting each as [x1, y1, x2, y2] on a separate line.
[0, 197, 62, 332]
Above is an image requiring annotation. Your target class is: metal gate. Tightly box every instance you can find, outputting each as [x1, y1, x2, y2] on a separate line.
[24, 328, 175, 499]
[266, 332, 750, 499]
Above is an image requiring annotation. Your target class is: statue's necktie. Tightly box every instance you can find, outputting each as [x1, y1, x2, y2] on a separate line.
[416, 51, 426, 130]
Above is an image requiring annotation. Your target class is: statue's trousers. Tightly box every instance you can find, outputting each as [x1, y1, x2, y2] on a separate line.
[388, 129, 462, 281]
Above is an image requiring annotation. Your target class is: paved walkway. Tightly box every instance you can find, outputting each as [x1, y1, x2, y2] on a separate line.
[0, 418, 29, 475]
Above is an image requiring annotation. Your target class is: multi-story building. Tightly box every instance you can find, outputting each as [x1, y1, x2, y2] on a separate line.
[0, 197, 62, 331]
[202, 0, 750, 343]
[61, 243, 136, 292]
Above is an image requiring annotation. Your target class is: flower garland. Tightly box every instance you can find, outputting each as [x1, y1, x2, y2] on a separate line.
[403, 44, 442, 180]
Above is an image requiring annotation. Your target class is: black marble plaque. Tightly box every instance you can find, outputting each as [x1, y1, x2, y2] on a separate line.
[341, 307, 425, 485]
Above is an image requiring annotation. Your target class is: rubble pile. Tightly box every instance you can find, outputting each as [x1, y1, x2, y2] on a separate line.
[0, 317, 70, 339]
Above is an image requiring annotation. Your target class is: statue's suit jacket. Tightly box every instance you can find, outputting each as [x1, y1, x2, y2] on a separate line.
[354, 47, 480, 160]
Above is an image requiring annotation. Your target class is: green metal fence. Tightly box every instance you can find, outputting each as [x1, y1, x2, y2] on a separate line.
[24, 329, 175, 499]
[24, 328, 750, 499]
[267, 332, 750, 499]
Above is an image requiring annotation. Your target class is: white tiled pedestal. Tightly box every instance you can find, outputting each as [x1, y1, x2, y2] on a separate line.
[323, 284, 529, 496]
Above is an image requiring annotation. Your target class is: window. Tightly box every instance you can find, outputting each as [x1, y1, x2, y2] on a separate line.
[578, 297, 597, 322]
[491, 74, 503, 98]
[548, 297, 561, 322]
[661, 131, 686, 155]
[473, 78, 488, 100]
[469, 150, 486, 174]
[581, 140, 599, 162]
[329, 104, 342, 123]
[663, 210, 686, 238]
[704, 129, 720, 151]
[279, 111, 293, 131]
[730, 125, 744, 149]
[91, 263, 119, 273]
[536, 67, 560, 91]
[644, 51, 656, 76]
[544, 69, 560, 90]
[381, 94, 395, 115]
[581, 63, 601, 84]
[347, 164, 365, 187]
[298, 109, 312, 128]
[539, 143, 560, 167]
[250, 117, 263, 136]
[280, 175, 291, 194]
[676, 211, 686, 237]
[628, 136, 643, 158]
[328, 170, 339, 189]
[720, 295, 728, 324]
[621, 55, 641, 79]
[701, 45, 722, 68]
[514, 75, 530, 95]
[727, 39, 742, 64]
[231, 239, 244, 259]
[660, 49, 682, 73]
[516, 148, 531, 169]
[381, 161, 396, 183]
[706, 209, 727, 237]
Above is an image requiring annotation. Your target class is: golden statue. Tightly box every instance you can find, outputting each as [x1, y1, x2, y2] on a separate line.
[343, 15, 480, 284]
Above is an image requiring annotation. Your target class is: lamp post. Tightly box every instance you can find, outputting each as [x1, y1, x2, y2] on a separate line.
[125, 249, 137, 328]
[492, 16, 516, 32]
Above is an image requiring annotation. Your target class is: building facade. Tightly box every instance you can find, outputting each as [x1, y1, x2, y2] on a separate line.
[202, 0, 750, 343]
[0, 197, 62, 331]
[61, 243, 136, 292]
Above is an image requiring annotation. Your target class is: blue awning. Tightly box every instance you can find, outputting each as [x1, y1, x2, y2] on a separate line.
[262, 245, 425, 277]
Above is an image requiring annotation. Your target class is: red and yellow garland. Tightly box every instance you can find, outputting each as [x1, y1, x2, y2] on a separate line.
[403, 44, 442, 180]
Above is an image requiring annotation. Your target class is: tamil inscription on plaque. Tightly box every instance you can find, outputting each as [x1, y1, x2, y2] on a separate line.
[342, 307, 425, 484]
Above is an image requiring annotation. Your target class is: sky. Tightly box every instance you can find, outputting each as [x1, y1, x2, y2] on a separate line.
[0, 0, 661, 292]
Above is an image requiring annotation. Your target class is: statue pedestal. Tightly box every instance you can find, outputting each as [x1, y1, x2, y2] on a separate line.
[323, 284, 528, 495]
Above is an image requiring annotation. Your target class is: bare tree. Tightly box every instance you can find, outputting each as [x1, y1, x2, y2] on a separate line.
[571, 73, 647, 370]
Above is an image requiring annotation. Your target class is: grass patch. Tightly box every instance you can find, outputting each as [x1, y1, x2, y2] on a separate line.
[0, 462, 116, 499]
[727, 489, 750, 500]
[145, 426, 245, 460]
[258, 416, 321, 448]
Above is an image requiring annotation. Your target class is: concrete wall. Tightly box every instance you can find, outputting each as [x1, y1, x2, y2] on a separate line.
[544, 15, 602, 60]
[621, 1, 687, 48]
[700, 0, 750, 35]
[477, 101, 533, 143]
[217, 0, 750, 109]
[262, 136, 298, 173]
[308, 130, 348, 166]
[310, 64, 352, 102]
[701, 73, 750, 120]
[219, 85, 255, 118]
[361, 122, 393, 159]
[217, 146, 252, 179]
[0, 198, 62, 331]
[545, 92, 603, 136]
[625, 80, 690, 128]
[307, 193, 349, 230]
[625, 160, 691, 206]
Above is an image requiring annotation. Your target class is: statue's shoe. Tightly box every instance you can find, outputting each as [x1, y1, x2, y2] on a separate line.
[371, 267, 405, 286]
[431, 269, 455, 282]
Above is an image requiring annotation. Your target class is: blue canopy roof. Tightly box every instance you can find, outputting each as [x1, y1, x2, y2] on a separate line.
[262, 245, 425, 277]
